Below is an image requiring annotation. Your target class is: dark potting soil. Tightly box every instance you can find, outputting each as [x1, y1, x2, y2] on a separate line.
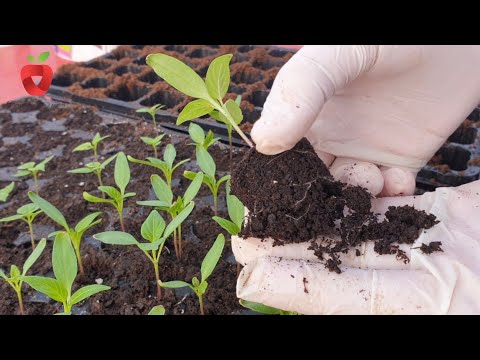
[0, 97, 245, 315]
[231, 138, 441, 274]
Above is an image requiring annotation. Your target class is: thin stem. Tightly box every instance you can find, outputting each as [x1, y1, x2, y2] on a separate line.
[74, 243, 84, 275]
[28, 221, 36, 250]
[16, 286, 24, 315]
[151, 113, 157, 128]
[97, 170, 105, 198]
[93, 146, 98, 163]
[152, 253, 162, 299]
[199, 294, 204, 315]
[64, 302, 72, 314]
[211, 101, 253, 147]
[33, 172, 39, 194]
[173, 227, 179, 259]
[153, 145, 158, 159]
[118, 204, 125, 232]
[178, 224, 182, 258]
[228, 131, 233, 169]
[166, 173, 172, 189]
[213, 189, 218, 216]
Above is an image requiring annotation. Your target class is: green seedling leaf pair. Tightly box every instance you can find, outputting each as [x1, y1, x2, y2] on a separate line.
[146, 53, 252, 151]
[137, 172, 203, 259]
[22, 233, 110, 315]
[161, 233, 225, 315]
[94, 205, 194, 299]
[15, 156, 54, 194]
[73, 132, 109, 162]
[83, 152, 135, 232]
[141, 134, 165, 158]
[0, 203, 44, 249]
[213, 184, 244, 236]
[188, 123, 220, 151]
[28, 192, 102, 274]
[239, 300, 299, 315]
[27, 51, 50, 63]
[0, 239, 46, 315]
[69, 154, 117, 189]
[0, 182, 15, 202]
[136, 104, 165, 128]
[128, 144, 189, 188]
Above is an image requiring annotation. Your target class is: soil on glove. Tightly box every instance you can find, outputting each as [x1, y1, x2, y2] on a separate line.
[231, 138, 441, 273]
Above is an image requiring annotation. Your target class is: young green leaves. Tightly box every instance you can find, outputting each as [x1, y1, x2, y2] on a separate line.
[136, 104, 165, 128]
[0, 238, 46, 315]
[83, 152, 134, 232]
[148, 305, 166, 315]
[94, 207, 194, 299]
[0, 203, 44, 249]
[141, 134, 165, 158]
[146, 53, 252, 147]
[0, 182, 15, 202]
[69, 154, 117, 188]
[21, 233, 110, 315]
[28, 192, 102, 274]
[212, 188, 244, 236]
[27, 51, 50, 63]
[128, 144, 189, 188]
[15, 156, 54, 194]
[239, 300, 299, 315]
[188, 123, 220, 151]
[73, 132, 109, 163]
[161, 233, 225, 315]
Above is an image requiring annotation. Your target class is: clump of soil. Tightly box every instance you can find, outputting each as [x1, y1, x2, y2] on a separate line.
[231, 138, 441, 273]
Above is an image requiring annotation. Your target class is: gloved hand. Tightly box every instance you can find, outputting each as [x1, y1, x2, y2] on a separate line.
[252, 45, 480, 196]
[232, 181, 480, 314]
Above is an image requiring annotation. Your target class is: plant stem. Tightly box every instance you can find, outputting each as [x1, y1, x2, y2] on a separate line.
[64, 302, 72, 314]
[28, 221, 36, 250]
[228, 132, 233, 168]
[97, 171, 105, 198]
[173, 227, 179, 259]
[153, 146, 158, 159]
[94, 147, 98, 163]
[153, 259, 162, 299]
[16, 286, 24, 315]
[211, 101, 253, 147]
[199, 294, 204, 315]
[178, 224, 182, 258]
[74, 243, 84, 275]
[213, 191, 218, 216]
[118, 207, 125, 232]
[33, 172, 39, 194]
[151, 113, 157, 128]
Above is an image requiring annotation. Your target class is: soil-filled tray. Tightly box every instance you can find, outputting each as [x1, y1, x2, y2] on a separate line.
[0, 96, 250, 315]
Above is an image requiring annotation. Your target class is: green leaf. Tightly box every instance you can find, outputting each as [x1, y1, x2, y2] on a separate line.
[137, 200, 170, 209]
[0, 182, 15, 202]
[151, 174, 173, 205]
[141, 210, 165, 242]
[160, 281, 191, 289]
[92, 133, 109, 146]
[34, 156, 54, 172]
[123, 192, 136, 199]
[217, 175, 231, 189]
[18, 162, 35, 170]
[196, 147, 216, 178]
[184, 172, 203, 204]
[17, 203, 39, 216]
[0, 269, 7, 280]
[197, 280, 208, 295]
[94, 231, 139, 245]
[15, 170, 31, 177]
[204, 131, 219, 148]
[201, 234, 225, 282]
[22, 276, 67, 303]
[212, 217, 240, 235]
[37, 51, 50, 63]
[115, 152, 130, 193]
[235, 95, 242, 105]
[163, 144, 176, 168]
[98, 186, 121, 200]
[101, 154, 118, 168]
[183, 171, 197, 181]
[141, 137, 154, 145]
[27, 55, 35, 63]
[75, 212, 102, 233]
[10, 265, 21, 278]
[70, 284, 110, 305]
[205, 54, 233, 100]
[73, 142, 94, 152]
[177, 99, 214, 125]
[0, 214, 23, 222]
[163, 202, 194, 239]
[148, 305, 166, 315]
[225, 99, 243, 125]
[239, 299, 286, 315]
[136, 108, 151, 114]
[172, 158, 190, 173]
[68, 167, 94, 174]
[227, 195, 245, 229]
[188, 123, 205, 145]
[146, 53, 210, 99]
[29, 192, 69, 230]
[137, 239, 164, 251]
[22, 238, 47, 275]
[48, 231, 62, 238]
[192, 276, 200, 287]
[83, 192, 115, 205]
[53, 232, 77, 294]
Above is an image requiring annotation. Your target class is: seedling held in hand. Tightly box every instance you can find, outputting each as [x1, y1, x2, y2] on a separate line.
[239, 299, 299, 315]
[0, 238, 46, 315]
[138, 172, 203, 258]
[148, 305, 165, 315]
[212, 183, 244, 236]
[0, 203, 44, 249]
[83, 152, 135, 232]
[69, 154, 117, 189]
[15, 156, 54, 194]
[161, 233, 225, 315]
[128, 144, 189, 188]
[0, 182, 15, 202]
[29, 192, 102, 274]
[141, 134, 165, 158]
[185, 146, 229, 215]
[136, 104, 165, 128]
[21, 233, 110, 315]
[146, 53, 252, 150]
[73, 132, 109, 163]
[94, 206, 194, 299]
[188, 123, 220, 151]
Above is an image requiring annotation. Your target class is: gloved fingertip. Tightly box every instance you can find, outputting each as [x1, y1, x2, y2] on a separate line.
[251, 119, 295, 155]
[329, 159, 384, 196]
[379, 167, 417, 197]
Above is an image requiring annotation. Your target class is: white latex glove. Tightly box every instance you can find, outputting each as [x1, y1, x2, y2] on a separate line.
[252, 45, 480, 196]
[232, 181, 480, 315]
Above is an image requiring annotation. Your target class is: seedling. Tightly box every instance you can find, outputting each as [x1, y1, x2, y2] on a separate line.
[188, 123, 220, 151]
[137, 172, 203, 258]
[21, 233, 110, 315]
[29, 192, 102, 274]
[15, 156, 54, 194]
[184, 146, 229, 215]
[83, 152, 135, 232]
[148, 305, 166, 315]
[161, 234, 225, 315]
[0, 203, 44, 249]
[73, 132, 109, 163]
[128, 144, 189, 188]
[239, 300, 299, 315]
[68, 154, 117, 188]
[141, 134, 165, 158]
[136, 104, 165, 128]
[94, 206, 194, 299]
[212, 184, 244, 236]
[0, 238, 46, 315]
[0, 182, 15, 202]
[146, 53, 252, 152]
